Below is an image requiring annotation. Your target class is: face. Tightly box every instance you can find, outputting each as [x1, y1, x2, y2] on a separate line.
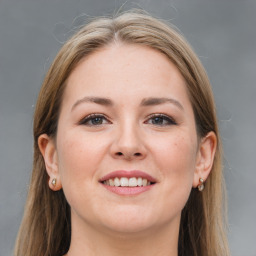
[46, 44, 202, 235]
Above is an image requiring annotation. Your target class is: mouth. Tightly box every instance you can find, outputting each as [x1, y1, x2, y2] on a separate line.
[99, 170, 157, 195]
[101, 177, 155, 187]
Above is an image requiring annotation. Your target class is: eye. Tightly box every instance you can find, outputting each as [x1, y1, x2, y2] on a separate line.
[79, 114, 110, 126]
[145, 114, 177, 126]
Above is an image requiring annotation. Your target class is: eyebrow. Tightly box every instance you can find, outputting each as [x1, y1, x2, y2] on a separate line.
[71, 96, 183, 111]
[71, 96, 113, 111]
[140, 97, 184, 110]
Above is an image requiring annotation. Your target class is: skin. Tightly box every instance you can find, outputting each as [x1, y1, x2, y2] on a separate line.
[39, 43, 216, 256]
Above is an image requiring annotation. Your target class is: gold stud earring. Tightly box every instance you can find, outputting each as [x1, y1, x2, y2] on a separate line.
[51, 178, 57, 187]
[198, 178, 204, 191]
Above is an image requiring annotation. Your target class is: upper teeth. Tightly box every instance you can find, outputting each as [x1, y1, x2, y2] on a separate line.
[103, 177, 151, 187]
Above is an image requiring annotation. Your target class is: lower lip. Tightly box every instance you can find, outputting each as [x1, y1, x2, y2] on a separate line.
[101, 184, 154, 196]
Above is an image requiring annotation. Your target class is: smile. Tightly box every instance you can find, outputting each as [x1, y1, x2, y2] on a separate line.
[102, 177, 154, 187]
[99, 170, 156, 195]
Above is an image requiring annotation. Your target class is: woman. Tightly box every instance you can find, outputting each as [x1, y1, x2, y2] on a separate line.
[15, 10, 229, 256]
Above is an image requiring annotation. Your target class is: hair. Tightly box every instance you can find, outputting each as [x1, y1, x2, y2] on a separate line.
[15, 10, 229, 256]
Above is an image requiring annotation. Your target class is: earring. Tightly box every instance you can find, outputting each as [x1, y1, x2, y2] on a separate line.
[198, 178, 204, 191]
[51, 178, 57, 187]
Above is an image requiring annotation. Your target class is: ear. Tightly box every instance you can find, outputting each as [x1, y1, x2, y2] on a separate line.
[38, 134, 62, 191]
[193, 131, 217, 188]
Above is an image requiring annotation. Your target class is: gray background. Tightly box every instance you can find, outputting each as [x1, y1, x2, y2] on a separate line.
[0, 0, 255, 255]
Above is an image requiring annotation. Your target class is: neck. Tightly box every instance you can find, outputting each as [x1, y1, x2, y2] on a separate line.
[66, 214, 180, 256]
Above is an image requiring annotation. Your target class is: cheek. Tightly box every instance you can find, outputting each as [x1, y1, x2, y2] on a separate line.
[55, 131, 104, 208]
[56, 130, 105, 192]
[153, 133, 197, 196]
[57, 130, 104, 172]
[154, 133, 197, 172]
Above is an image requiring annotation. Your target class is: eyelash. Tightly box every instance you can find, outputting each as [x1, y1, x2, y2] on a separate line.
[145, 114, 177, 126]
[79, 114, 110, 126]
[79, 113, 177, 127]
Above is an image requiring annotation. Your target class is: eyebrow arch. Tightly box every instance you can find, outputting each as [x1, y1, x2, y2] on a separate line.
[140, 97, 184, 110]
[71, 96, 113, 111]
[71, 96, 183, 111]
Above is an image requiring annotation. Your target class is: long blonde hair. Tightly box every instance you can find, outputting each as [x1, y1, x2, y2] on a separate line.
[15, 10, 229, 256]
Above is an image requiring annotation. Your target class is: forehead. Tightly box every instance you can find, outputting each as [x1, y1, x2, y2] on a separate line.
[63, 43, 191, 108]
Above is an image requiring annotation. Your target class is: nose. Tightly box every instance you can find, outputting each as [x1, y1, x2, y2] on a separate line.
[110, 124, 147, 161]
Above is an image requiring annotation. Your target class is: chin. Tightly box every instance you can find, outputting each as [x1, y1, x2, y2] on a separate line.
[103, 219, 153, 235]
[100, 208, 168, 236]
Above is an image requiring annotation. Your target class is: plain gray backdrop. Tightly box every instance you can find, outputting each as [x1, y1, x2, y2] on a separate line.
[0, 0, 255, 255]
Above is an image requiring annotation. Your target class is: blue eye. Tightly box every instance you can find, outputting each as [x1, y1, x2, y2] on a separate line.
[79, 114, 110, 126]
[146, 114, 177, 126]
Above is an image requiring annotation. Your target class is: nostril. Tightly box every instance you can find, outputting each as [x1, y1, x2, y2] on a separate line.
[114, 151, 143, 159]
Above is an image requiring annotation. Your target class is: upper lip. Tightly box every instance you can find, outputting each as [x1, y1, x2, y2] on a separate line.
[99, 170, 157, 183]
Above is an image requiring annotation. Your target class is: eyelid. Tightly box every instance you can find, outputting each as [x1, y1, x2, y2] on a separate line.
[78, 113, 111, 126]
[145, 113, 177, 125]
[78, 113, 177, 126]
